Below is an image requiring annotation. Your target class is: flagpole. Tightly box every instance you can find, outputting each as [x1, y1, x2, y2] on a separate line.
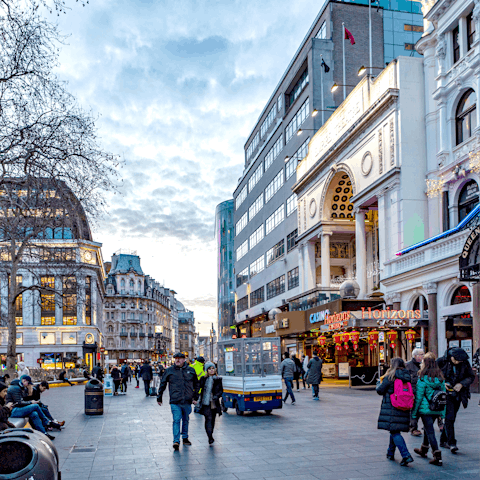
[342, 22, 346, 101]
[369, 0, 372, 76]
[320, 55, 325, 125]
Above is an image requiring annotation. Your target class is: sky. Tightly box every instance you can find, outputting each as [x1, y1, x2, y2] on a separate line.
[54, 0, 325, 335]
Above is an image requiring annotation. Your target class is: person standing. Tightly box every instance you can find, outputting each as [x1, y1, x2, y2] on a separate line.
[411, 352, 446, 466]
[306, 351, 323, 400]
[302, 355, 309, 389]
[111, 365, 121, 396]
[134, 364, 140, 388]
[139, 360, 154, 397]
[292, 354, 302, 392]
[473, 348, 480, 407]
[92, 364, 104, 382]
[376, 358, 414, 466]
[280, 352, 296, 405]
[120, 363, 130, 394]
[157, 352, 200, 450]
[199, 362, 223, 445]
[405, 348, 424, 436]
[437, 347, 475, 453]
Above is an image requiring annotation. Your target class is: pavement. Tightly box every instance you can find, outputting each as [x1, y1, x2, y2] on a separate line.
[36, 380, 480, 480]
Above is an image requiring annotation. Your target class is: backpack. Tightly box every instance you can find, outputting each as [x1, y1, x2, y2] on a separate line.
[390, 379, 414, 411]
[427, 385, 447, 411]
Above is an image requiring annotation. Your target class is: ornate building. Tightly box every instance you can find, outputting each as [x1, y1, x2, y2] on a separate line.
[178, 302, 195, 359]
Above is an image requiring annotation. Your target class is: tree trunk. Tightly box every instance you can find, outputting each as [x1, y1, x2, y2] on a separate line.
[6, 243, 18, 379]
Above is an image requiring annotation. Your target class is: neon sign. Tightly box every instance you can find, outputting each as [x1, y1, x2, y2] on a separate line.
[361, 307, 421, 320]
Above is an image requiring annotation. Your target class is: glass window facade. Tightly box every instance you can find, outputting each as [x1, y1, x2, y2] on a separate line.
[267, 275, 285, 300]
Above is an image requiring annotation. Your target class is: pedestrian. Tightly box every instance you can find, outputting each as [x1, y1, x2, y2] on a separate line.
[157, 352, 200, 450]
[292, 354, 302, 392]
[128, 365, 133, 383]
[121, 363, 129, 394]
[405, 347, 424, 436]
[411, 352, 446, 466]
[306, 351, 323, 400]
[198, 361, 223, 445]
[302, 354, 310, 389]
[17, 361, 29, 378]
[376, 357, 414, 466]
[473, 348, 480, 407]
[111, 365, 121, 396]
[134, 364, 140, 388]
[0, 373, 10, 385]
[92, 364, 104, 382]
[280, 352, 296, 405]
[0, 381, 15, 431]
[437, 347, 475, 453]
[59, 370, 74, 386]
[191, 356, 206, 412]
[25, 380, 65, 429]
[139, 360, 153, 397]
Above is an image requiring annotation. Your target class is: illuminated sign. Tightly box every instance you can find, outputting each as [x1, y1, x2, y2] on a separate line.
[309, 309, 330, 324]
[265, 325, 276, 334]
[325, 311, 350, 331]
[361, 307, 421, 322]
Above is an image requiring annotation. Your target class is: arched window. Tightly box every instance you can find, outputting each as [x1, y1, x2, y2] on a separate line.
[129, 279, 134, 287]
[413, 295, 428, 317]
[108, 325, 113, 333]
[451, 285, 471, 304]
[458, 180, 479, 222]
[120, 279, 125, 287]
[456, 89, 477, 145]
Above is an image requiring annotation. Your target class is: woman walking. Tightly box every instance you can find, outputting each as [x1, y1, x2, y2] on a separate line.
[411, 352, 446, 466]
[292, 354, 302, 392]
[111, 365, 121, 396]
[376, 357, 414, 466]
[198, 362, 223, 445]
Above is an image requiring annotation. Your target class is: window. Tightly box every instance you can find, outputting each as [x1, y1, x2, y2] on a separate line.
[250, 286, 264, 307]
[236, 267, 249, 287]
[250, 224, 264, 249]
[467, 13, 475, 51]
[237, 295, 249, 313]
[248, 164, 263, 192]
[40, 332, 55, 345]
[235, 185, 247, 210]
[265, 170, 284, 203]
[404, 43, 415, 50]
[316, 21, 326, 39]
[456, 89, 477, 145]
[264, 135, 283, 171]
[266, 204, 285, 235]
[287, 229, 298, 253]
[108, 325, 114, 333]
[121, 312, 126, 320]
[451, 285, 471, 304]
[250, 255, 265, 278]
[236, 212, 248, 236]
[246, 132, 260, 161]
[260, 103, 277, 138]
[249, 193, 264, 221]
[285, 98, 310, 143]
[41, 276, 55, 325]
[277, 95, 283, 115]
[285, 137, 309, 180]
[404, 24, 423, 33]
[453, 25, 460, 64]
[121, 302, 126, 308]
[458, 179, 479, 222]
[266, 239, 285, 266]
[286, 193, 297, 217]
[287, 267, 299, 290]
[267, 275, 285, 300]
[236, 240, 248, 261]
[287, 69, 309, 108]
[62, 276, 77, 325]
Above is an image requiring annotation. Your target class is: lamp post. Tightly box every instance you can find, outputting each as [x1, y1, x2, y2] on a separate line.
[209, 323, 216, 362]
[331, 83, 356, 93]
[357, 66, 384, 76]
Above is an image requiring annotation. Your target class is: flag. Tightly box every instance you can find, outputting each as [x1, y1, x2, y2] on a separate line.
[321, 59, 330, 73]
[344, 27, 355, 45]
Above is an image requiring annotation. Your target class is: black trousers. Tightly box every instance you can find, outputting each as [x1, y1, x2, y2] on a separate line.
[203, 406, 217, 440]
[144, 380, 151, 396]
[122, 378, 128, 392]
[113, 379, 121, 393]
[440, 396, 462, 447]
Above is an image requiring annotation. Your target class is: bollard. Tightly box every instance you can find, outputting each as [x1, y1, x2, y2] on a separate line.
[85, 378, 104, 415]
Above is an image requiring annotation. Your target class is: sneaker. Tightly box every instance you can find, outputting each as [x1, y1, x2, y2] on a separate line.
[291, 401, 296, 405]
[450, 445, 459, 454]
[400, 455, 414, 467]
[135, 386, 139, 389]
[173, 442, 179, 451]
[386, 454, 395, 461]
[183, 438, 192, 446]
[440, 442, 450, 449]
[296, 389, 300, 392]
[410, 430, 422, 437]
[208, 437, 215, 445]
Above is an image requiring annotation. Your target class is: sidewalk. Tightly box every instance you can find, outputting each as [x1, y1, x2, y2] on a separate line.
[38, 380, 480, 480]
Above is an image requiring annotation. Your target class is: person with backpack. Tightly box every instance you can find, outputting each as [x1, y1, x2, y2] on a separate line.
[306, 351, 323, 400]
[292, 354, 302, 392]
[120, 363, 130, 394]
[376, 357, 414, 466]
[437, 347, 475, 453]
[411, 352, 446, 466]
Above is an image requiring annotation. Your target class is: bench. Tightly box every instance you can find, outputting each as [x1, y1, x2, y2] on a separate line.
[7, 417, 29, 428]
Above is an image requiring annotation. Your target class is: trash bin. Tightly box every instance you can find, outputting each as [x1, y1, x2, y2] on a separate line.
[0, 428, 60, 479]
[85, 378, 104, 415]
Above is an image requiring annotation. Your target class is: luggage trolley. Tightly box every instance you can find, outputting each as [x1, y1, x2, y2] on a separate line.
[217, 337, 283, 415]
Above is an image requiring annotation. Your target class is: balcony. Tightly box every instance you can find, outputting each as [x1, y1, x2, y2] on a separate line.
[139, 333, 145, 338]
[148, 333, 153, 338]
[119, 332, 128, 337]
[129, 333, 137, 338]
[288, 287, 341, 312]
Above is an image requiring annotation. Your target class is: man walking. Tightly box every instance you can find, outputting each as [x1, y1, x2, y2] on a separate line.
[92, 364, 104, 383]
[157, 352, 200, 450]
[280, 352, 296, 405]
[139, 360, 154, 397]
[121, 363, 130, 394]
[306, 351, 323, 400]
[405, 348, 424, 436]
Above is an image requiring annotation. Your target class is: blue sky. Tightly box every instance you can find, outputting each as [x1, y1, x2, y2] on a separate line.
[55, 0, 326, 335]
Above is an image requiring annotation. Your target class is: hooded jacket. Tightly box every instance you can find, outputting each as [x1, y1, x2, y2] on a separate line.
[157, 364, 200, 405]
[376, 369, 412, 432]
[306, 357, 323, 384]
[5, 379, 31, 408]
[411, 376, 446, 419]
[280, 358, 296, 379]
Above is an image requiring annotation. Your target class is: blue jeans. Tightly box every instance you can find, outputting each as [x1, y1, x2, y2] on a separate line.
[284, 378, 296, 402]
[387, 431, 410, 458]
[170, 404, 192, 443]
[11, 404, 50, 434]
[40, 405, 54, 422]
[421, 415, 439, 451]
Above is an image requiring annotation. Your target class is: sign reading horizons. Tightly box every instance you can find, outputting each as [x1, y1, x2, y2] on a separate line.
[459, 225, 480, 281]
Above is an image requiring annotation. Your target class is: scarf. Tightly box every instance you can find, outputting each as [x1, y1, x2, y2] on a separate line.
[202, 376, 214, 406]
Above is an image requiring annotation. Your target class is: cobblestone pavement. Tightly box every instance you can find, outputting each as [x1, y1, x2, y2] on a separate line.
[40, 381, 480, 480]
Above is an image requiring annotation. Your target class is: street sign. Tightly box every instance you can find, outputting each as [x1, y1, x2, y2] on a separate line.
[100, 347, 105, 353]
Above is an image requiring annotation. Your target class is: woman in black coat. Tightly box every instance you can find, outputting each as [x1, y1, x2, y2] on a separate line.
[376, 357, 414, 466]
[198, 362, 223, 445]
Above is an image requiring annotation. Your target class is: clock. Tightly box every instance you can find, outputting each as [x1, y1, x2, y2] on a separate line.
[84, 251, 93, 262]
[85, 333, 95, 344]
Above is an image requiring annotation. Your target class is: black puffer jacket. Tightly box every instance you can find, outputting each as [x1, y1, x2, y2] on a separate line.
[376, 369, 411, 432]
[157, 364, 200, 405]
[5, 379, 31, 408]
[139, 363, 153, 381]
[0, 396, 15, 431]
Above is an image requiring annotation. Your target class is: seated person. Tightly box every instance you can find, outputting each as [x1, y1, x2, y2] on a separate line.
[0, 373, 10, 384]
[24, 380, 64, 428]
[59, 370, 74, 386]
[6, 375, 59, 440]
[0, 381, 15, 431]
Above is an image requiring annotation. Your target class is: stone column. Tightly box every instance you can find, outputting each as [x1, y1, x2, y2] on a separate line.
[392, 292, 401, 311]
[423, 282, 438, 355]
[304, 241, 316, 291]
[298, 244, 305, 293]
[355, 208, 368, 298]
[77, 275, 86, 326]
[321, 232, 332, 288]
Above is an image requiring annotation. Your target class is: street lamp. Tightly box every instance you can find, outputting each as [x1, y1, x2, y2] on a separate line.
[331, 83, 356, 93]
[296, 128, 316, 136]
[311, 107, 336, 117]
[358, 65, 384, 76]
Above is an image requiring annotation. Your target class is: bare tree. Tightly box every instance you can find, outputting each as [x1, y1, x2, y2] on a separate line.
[0, 0, 118, 377]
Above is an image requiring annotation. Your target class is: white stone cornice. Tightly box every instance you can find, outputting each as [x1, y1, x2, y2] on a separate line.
[423, 282, 438, 295]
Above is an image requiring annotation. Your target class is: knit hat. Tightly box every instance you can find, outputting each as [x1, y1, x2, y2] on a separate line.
[0, 381, 7, 393]
[19, 375, 33, 385]
[450, 347, 469, 362]
[204, 361, 215, 371]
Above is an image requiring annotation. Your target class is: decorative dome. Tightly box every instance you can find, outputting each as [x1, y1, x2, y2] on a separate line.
[339, 280, 360, 299]
[268, 307, 282, 320]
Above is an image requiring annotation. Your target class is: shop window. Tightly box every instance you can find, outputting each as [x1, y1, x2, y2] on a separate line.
[456, 89, 477, 145]
[458, 179, 479, 222]
[41, 276, 56, 326]
[451, 285, 471, 305]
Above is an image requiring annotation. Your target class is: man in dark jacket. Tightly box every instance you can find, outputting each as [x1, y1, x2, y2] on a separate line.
[437, 347, 475, 453]
[157, 352, 200, 450]
[280, 352, 296, 405]
[92, 364, 104, 382]
[405, 348, 424, 436]
[306, 351, 323, 401]
[120, 364, 130, 394]
[139, 360, 153, 397]
[24, 381, 65, 429]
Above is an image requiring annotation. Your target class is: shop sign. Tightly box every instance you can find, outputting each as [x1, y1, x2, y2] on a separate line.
[325, 311, 350, 331]
[459, 225, 480, 281]
[265, 325, 276, 334]
[309, 309, 330, 324]
[274, 318, 289, 329]
[361, 307, 421, 324]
